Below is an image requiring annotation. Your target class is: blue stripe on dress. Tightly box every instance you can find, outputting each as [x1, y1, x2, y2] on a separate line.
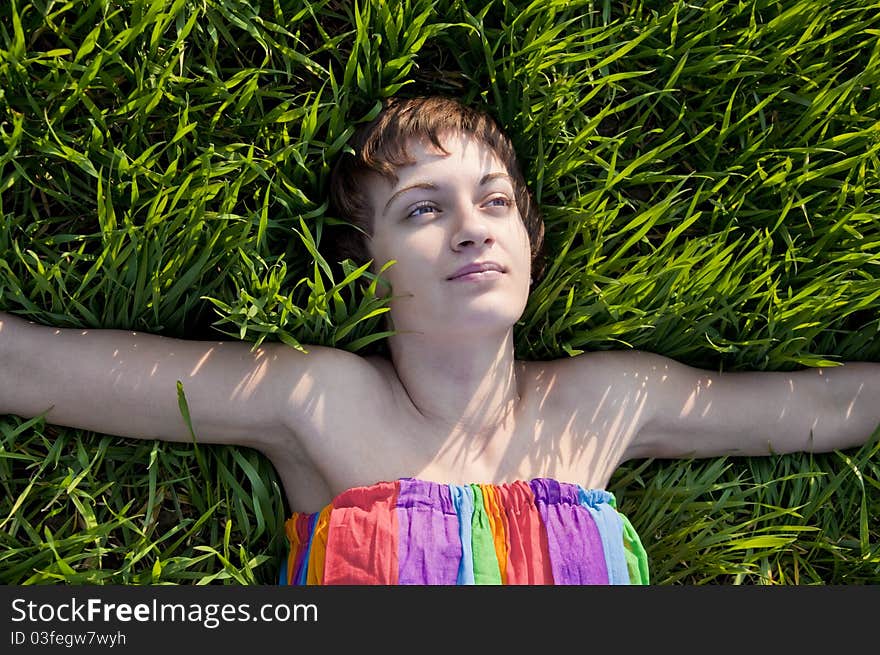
[578, 488, 630, 585]
[279, 558, 288, 585]
[295, 512, 320, 585]
[449, 484, 475, 584]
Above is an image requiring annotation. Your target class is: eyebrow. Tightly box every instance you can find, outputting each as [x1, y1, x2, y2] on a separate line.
[382, 172, 514, 216]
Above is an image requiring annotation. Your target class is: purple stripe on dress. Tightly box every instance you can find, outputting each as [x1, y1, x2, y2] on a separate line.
[396, 478, 462, 585]
[529, 478, 609, 584]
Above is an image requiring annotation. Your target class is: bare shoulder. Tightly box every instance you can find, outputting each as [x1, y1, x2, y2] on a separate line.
[516, 350, 666, 482]
[259, 345, 399, 509]
[268, 345, 401, 452]
[272, 345, 394, 422]
[522, 348, 664, 397]
[543, 349, 699, 458]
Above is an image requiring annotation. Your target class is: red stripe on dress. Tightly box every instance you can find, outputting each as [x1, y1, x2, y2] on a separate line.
[323, 480, 400, 584]
[494, 481, 554, 584]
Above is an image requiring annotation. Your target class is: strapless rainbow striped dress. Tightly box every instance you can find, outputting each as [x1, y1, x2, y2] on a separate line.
[280, 477, 649, 585]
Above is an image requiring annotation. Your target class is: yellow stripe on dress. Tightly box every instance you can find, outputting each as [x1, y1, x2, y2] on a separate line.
[480, 484, 509, 585]
[307, 504, 332, 585]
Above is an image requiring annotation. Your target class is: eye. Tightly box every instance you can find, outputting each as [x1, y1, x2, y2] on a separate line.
[486, 196, 511, 209]
[408, 202, 439, 218]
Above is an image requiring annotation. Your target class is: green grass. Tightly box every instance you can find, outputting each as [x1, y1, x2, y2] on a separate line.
[1, 0, 879, 584]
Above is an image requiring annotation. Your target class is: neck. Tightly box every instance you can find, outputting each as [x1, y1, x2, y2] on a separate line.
[387, 328, 523, 435]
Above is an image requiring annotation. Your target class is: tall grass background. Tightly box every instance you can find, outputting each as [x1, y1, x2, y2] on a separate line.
[1, 0, 879, 584]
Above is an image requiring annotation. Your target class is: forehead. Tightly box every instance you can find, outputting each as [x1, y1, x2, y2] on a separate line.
[401, 131, 504, 172]
[365, 132, 510, 212]
[401, 132, 498, 163]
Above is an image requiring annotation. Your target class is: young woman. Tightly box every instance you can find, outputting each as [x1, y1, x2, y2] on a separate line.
[1, 96, 878, 585]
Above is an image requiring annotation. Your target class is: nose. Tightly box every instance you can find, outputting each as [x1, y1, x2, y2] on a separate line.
[450, 206, 494, 251]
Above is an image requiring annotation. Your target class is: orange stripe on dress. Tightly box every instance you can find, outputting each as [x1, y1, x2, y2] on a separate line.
[323, 480, 400, 584]
[480, 484, 509, 585]
[494, 481, 554, 584]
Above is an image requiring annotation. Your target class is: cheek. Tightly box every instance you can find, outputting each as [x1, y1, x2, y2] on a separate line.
[366, 231, 399, 273]
[370, 232, 437, 289]
[509, 219, 532, 262]
[390, 226, 447, 264]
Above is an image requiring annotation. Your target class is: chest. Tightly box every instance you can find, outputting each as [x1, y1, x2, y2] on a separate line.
[281, 365, 639, 512]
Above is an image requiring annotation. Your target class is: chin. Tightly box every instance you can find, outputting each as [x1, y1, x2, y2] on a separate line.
[438, 303, 525, 336]
[391, 290, 528, 337]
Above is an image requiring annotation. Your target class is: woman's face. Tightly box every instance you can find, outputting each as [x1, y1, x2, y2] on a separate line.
[364, 131, 532, 339]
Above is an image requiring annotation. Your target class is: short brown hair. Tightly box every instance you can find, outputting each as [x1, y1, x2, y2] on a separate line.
[327, 96, 545, 281]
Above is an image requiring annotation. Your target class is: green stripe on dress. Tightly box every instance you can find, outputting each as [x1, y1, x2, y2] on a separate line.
[620, 514, 650, 584]
[469, 483, 503, 584]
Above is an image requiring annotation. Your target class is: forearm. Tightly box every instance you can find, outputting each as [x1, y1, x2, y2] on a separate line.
[0, 311, 30, 416]
[0, 312, 95, 424]
[815, 361, 880, 451]
[749, 362, 880, 455]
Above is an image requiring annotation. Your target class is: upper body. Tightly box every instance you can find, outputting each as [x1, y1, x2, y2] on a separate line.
[1, 312, 873, 515]
[0, 97, 877, 516]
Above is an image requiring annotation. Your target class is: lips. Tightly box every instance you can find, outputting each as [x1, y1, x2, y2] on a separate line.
[447, 261, 505, 280]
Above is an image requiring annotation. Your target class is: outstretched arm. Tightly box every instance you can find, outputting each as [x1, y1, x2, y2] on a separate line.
[0, 311, 366, 452]
[621, 350, 880, 460]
